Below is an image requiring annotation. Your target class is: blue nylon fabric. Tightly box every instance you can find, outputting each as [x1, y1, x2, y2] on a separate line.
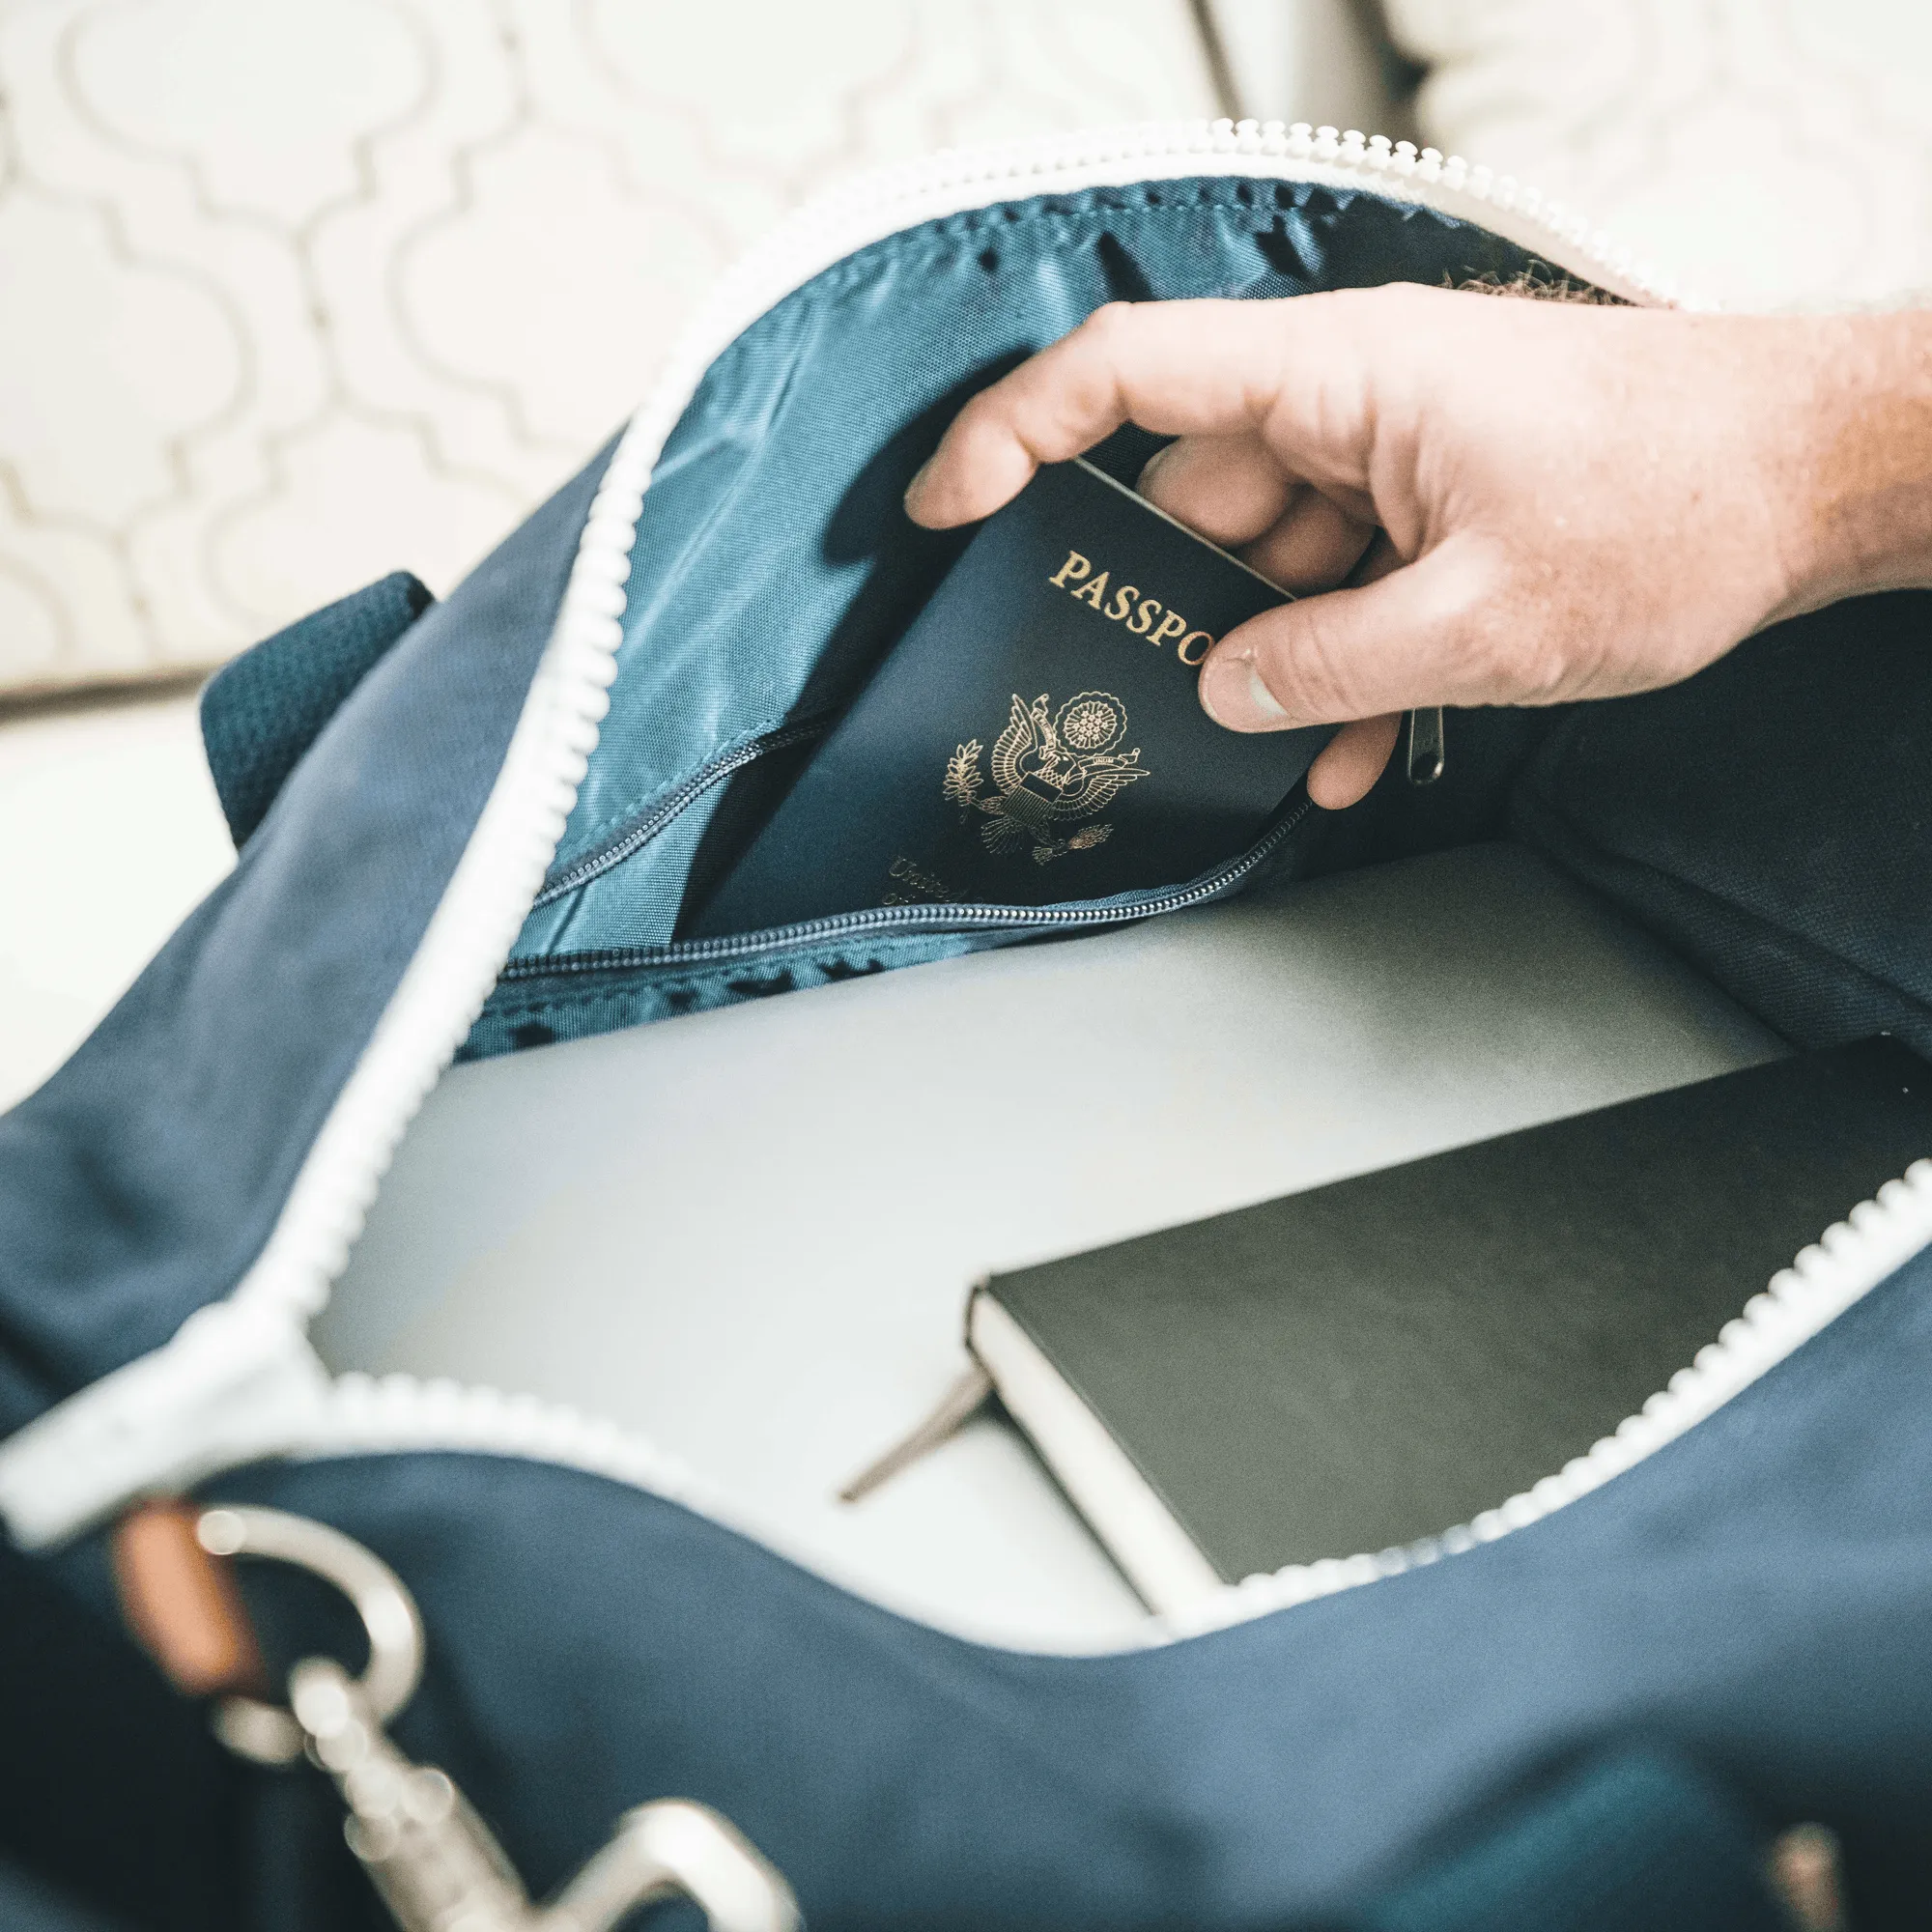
[199, 570, 435, 848]
[1515, 592, 1932, 1057]
[1357, 1747, 1785, 1932]
[0, 1859, 131, 1932]
[466, 928, 1001, 1058]
[0, 447, 611, 1428]
[184, 1241, 1932, 1930]
[465, 803, 1331, 1060]
[498, 181, 1547, 992]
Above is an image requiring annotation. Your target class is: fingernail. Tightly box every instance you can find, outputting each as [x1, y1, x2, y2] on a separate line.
[1200, 655, 1291, 730]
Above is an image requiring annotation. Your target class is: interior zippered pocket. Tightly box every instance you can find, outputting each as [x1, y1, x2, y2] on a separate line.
[465, 791, 1321, 1059]
[530, 716, 837, 914]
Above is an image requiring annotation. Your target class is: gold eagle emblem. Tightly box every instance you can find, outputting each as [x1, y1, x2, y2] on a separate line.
[942, 690, 1149, 864]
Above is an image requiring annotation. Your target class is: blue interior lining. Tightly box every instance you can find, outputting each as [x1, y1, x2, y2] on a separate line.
[480, 181, 1555, 1057]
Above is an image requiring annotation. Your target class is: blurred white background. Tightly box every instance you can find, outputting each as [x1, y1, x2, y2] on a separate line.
[0, 0, 1225, 695]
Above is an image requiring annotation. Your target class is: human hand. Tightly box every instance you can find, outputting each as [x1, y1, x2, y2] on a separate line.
[905, 287, 1930, 808]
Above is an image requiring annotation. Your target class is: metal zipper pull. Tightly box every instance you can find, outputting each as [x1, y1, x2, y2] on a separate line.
[199, 1504, 800, 1932]
[1406, 707, 1445, 785]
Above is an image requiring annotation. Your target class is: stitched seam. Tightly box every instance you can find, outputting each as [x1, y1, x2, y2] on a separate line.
[532, 713, 828, 906]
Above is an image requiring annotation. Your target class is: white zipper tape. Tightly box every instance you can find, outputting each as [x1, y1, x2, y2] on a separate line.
[0, 1301, 330, 1548]
[268, 1155, 1932, 1647]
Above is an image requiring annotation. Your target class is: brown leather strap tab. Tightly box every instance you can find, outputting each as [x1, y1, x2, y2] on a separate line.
[112, 1498, 269, 1698]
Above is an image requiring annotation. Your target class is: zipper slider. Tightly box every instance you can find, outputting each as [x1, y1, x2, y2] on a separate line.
[1406, 707, 1445, 785]
[0, 1298, 330, 1549]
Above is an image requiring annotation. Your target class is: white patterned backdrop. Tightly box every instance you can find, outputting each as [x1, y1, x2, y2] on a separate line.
[1387, 0, 1932, 315]
[0, 0, 1218, 694]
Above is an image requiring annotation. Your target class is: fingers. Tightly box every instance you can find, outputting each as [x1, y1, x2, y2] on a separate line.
[906, 298, 1309, 527]
[1142, 440, 1399, 801]
[1138, 424, 1396, 799]
[1307, 715, 1403, 809]
[1198, 541, 1495, 729]
[1348, 528, 1405, 588]
[1137, 435, 1293, 548]
[1243, 489, 1378, 594]
[1139, 436, 1378, 593]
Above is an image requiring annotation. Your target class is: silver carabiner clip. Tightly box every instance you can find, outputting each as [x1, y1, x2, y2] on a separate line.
[199, 1505, 799, 1932]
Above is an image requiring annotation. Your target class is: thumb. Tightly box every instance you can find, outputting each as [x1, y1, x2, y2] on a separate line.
[1199, 542, 1498, 730]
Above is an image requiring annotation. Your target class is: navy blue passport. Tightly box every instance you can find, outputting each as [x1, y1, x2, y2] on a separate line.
[687, 458, 1334, 937]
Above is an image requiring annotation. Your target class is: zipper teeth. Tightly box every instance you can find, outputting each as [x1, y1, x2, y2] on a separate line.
[1167, 1153, 1932, 1635]
[503, 795, 1316, 980]
[766, 118, 1690, 314]
[296, 1156, 1932, 1646]
[222, 450, 640, 1321]
[294, 1369, 1149, 1652]
[532, 719, 829, 910]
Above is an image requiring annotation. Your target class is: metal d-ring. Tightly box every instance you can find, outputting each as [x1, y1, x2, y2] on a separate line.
[196, 1504, 425, 1766]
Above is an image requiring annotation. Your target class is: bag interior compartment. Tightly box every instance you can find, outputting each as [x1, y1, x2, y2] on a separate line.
[316, 168, 1932, 1649]
[470, 165, 1932, 1076]
[323, 841, 1785, 1647]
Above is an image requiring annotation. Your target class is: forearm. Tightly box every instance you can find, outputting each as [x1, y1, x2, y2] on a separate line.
[1769, 310, 1932, 619]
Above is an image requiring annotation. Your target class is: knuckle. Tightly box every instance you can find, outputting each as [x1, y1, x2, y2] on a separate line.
[1079, 300, 1139, 357]
[1270, 608, 1361, 719]
[1335, 280, 1433, 342]
[1463, 610, 1569, 703]
[1430, 547, 1569, 703]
